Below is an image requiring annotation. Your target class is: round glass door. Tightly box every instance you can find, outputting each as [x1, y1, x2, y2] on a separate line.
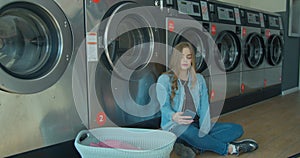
[0, 1, 72, 93]
[244, 33, 265, 68]
[102, 2, 154, 78]
[173, 28, 208, 72]
[215, 31, 241, 72]
[0, 10, 52, 78]
[266, 35, 282, 66]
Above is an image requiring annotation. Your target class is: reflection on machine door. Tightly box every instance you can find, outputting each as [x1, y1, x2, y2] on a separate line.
[215, 31, 241, 72]
[0, 11, 52, 79]
[244, 33, 265, 68]
[101, 2, 155, 77]
[0, 2, 72, 93]
[266, 35, 283, 66]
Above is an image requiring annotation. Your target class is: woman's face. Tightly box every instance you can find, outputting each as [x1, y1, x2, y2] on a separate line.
[180, 47, 193, 71]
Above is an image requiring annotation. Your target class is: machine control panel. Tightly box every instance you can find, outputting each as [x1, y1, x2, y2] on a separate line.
[217, 6, 234, 21]
[177, 0, 201, 17]
[247, 12, 260, 25]
[268, 16, 280, 28]
[166, 0, 173, 5]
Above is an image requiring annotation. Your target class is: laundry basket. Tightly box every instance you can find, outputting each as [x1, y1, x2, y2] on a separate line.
[74, 127, 177, 158]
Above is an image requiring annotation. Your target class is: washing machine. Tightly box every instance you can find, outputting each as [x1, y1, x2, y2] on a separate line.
[263, 13, 283, 87]
[0, 0, 85, 157]
[239, 8, 266, 94]
[162, 0, 227, 118]
[85, 0, 166, 129]
[207, 1, 242, 101]
[164, 0, 211, 77]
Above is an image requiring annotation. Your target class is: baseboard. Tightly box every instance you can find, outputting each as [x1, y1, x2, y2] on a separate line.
[213, 84, 282, 116]
[6, 140, 80, 158]
[282, 87, 299, 95]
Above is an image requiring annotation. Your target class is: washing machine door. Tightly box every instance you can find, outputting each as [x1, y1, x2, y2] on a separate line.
[171, 28, 208, 73]
[100, 2, 156, 79]
[215, 31, 241, 72]
[0, 1, 72, 94]
[244, 33, 265, 68]
[266, 35, 283, 66]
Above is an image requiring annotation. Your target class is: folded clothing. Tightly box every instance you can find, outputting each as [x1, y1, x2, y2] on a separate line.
[90, 140, 142, 150]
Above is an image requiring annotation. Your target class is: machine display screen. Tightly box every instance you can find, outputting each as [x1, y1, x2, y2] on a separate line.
[269, 16, 280, 27]
[193, 4, 200, 14]
[217, 7, 234, 21]
[177, 0, 201, 17]
[247, 12, 260, 25]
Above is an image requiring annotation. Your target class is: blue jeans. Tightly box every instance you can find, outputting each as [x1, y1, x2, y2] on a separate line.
[176, 122, 244, 155]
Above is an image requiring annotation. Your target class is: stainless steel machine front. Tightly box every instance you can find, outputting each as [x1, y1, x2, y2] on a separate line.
[0, 0, 85, 156]
[240, 8, 266, 94]
[263, 13, 284, 87]
[207, 1, 242, 101]
[85, 0, 166, 129]
[164, 0, 227, 117]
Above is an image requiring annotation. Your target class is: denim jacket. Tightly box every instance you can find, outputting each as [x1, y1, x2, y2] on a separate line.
[156, 73, 211, 136]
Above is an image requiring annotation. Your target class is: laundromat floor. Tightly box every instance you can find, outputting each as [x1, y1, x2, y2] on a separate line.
[171, 91, 300, 158]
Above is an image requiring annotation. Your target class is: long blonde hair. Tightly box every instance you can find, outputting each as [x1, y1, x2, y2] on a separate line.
[166, 42, 197, 105]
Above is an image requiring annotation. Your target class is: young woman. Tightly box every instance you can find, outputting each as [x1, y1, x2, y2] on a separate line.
[156, 42, 258, 156]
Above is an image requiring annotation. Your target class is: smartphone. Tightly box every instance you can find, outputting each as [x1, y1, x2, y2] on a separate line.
[183, 109, 196, 120]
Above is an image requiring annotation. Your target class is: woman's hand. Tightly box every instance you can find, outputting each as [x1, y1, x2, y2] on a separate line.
[172, 112, 194, 125]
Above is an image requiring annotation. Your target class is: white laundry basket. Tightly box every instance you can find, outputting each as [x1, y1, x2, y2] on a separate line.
[74, 127, 177, 158]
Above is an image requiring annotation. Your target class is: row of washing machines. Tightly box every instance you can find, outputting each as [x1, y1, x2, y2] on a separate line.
[0, 0, 283, 156]
[164, 0, 284, 102]
[84, 0, 284, 128]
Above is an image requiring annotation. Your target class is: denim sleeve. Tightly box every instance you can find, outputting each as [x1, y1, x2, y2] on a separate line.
[197, 74, 211, 137]
[156, 74, 175, 128]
